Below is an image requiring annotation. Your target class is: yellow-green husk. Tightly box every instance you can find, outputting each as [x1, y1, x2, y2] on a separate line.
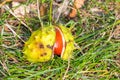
[23, 25, 74, 62]
[23, 26, 55, 62]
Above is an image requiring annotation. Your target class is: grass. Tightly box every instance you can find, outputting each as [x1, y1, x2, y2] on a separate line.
[0, 0, 120, 80]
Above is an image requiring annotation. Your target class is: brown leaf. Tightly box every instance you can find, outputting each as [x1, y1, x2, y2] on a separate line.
[69, 0, 85, 18]
[74, 0, 85, 9]
[69, 8, 77, 18]
[40, 4, 47, 17]
[12, 1, 30, 18]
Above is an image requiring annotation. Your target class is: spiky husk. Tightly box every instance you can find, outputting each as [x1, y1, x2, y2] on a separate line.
[23, 25, 74, 62]
[23, 26, 55, 62]
[59, 25, 74, 60]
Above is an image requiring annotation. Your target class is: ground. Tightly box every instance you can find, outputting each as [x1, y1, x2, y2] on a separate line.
[0, 0, 120, 80]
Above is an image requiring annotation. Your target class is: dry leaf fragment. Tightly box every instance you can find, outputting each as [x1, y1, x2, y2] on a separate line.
[12, 1, 30, 18]
[53, 0, 69, 22]
[69, 0, 85, 18]
[74, 0, 85, 9]
[90, 7, 104, 16]
[40, 4, 47, 17]
[69, 8, 77, 18]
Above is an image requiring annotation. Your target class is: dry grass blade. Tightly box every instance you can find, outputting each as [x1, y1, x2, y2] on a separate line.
[0, 60, 10, 75]
[55, 0, 69, 23]
[0, 0, 120, 79]
[62, 59, 70, 80]
[5, 23, 25, 43]
[0, 0, 12, 8]
[37, 0, 43, 27]
[2, 5, 32, 32]
[69, 0, 85, 18]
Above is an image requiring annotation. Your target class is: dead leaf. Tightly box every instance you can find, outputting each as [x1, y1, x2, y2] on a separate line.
[74, 0, 85, 9]
[53, 0, 69, 22]
[90, 7, 104, 16]
[69, 0, 85, 18]
[28, 3, 37, 17]
[40, 4, 47, 17]
[12, 1, 30, 18]
[69, 8, 77, 18]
